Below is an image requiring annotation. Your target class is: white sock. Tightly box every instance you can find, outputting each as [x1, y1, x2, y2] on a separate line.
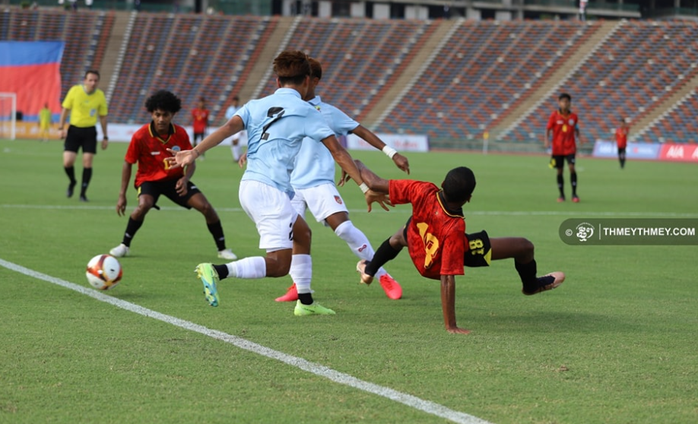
[225, 257, 266, 279]
[232, 144, 241, 161]
[289, 254, 312, 294]
[334, 221, 387, 278]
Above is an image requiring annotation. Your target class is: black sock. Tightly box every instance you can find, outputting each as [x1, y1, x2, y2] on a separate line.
[571, 172, 577, 197]
[213, 264, 229, 279]
[81, 167, 92, 195]
[366, 238, 402, 276]
[298, 292, 313, 305]
[65, 166, 76, 185]
[515, 259, 538, 292]
[122, 218, 144, 247]
[207, 220, 226, 251]
[557, 174, 564, 198]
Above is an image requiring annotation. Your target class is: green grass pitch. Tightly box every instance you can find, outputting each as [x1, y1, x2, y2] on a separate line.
[1, 138, 697, 424]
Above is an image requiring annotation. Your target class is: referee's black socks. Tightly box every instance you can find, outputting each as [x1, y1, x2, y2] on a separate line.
[80, 167, 92, 196]
[64, 166, 76, 185]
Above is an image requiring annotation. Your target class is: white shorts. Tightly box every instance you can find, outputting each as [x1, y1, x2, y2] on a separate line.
[291, 183, 349, 224]
[229, 130, 248, 145]
[239, 180, 297, 251]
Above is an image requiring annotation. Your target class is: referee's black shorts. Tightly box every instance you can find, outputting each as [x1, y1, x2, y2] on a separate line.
[64, 126, 97, 154]
[137, 179, 201, 209]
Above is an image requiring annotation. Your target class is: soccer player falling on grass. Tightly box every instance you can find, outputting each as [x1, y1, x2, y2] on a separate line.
[109, 90, 237, 261]
[273, 57, 409, 303]
[168, 51, 388, 316]
[352, 160, 565, 334]
[544, 93, 584, 203]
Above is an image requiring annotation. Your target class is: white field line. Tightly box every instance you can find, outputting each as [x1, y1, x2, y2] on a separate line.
[0, 258, 492, 424]
[2, 203, 698, 218]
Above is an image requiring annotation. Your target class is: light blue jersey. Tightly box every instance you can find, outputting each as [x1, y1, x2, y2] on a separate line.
[291, 96, 359, 189]
[236, 89, 334, 196]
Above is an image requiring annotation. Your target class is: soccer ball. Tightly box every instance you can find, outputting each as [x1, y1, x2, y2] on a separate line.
[86, 254, 123, 290]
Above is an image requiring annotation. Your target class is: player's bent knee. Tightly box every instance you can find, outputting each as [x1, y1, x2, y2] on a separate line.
[266, 262, 291, 277]
[519, 238, 534, 254]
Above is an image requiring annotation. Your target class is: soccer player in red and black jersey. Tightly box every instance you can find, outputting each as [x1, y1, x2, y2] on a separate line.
[544, 93, 584, 202]
[615, 117, 629, 169]
[353, 161, 564, 334]
[190, 97, 209, 153]
[109, 90, 237, 260]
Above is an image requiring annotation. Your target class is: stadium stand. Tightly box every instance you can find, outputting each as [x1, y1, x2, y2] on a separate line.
[508, 21, 698, 144]
[647, 88, 698, 144]
[375, 20, 598, 143]
[0, 9, 114, 99]
[108, 13, 271, 124]
[3, 9, 698, 145]
[259, 17, 433, 122]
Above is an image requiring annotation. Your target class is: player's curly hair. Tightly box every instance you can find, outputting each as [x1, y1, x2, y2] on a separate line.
[274, 50, 310, 85]
[441, 167, 476, 204]
[308, 57, 322, 80]
[145, 90, 182, 114]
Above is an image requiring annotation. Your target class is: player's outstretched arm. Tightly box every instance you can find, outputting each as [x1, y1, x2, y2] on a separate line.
[168, 116, 245, 168]
[354, 160, 390, 194]
[440, 275, 471, 335]
[352, 125, 410, 174]
[116, 161, 133, 217]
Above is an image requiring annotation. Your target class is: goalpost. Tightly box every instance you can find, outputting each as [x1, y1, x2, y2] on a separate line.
[0, 93, 17, 140]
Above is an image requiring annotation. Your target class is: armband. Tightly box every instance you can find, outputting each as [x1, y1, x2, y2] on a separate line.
[359, 183, 369, 194]
[382, 145, 398, 159]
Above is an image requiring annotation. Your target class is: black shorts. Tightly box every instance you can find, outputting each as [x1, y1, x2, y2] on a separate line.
[192, 132, 205, 145]
[464, 230, 491, 268]
[137, 179, 201, 209]
[618, 147, 626, 154]
[64, 126, 97, 154]
[551, 154, 576, 169]
[402, 218, 491, 268]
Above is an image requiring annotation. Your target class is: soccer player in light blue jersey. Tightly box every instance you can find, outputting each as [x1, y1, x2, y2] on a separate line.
[168, 51, 388, 316]
[224, 95, 246, 161]
[274, 57, 410, 303]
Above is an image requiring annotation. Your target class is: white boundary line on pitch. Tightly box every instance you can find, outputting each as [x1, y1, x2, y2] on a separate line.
[0, 258, 492, 424]
[3, 204, 698, 218]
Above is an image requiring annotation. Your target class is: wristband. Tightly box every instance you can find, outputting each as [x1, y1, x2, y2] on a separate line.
[382, 145, 398, 159]
[359, 183, 369, 194]
[103, 136, 109, 140]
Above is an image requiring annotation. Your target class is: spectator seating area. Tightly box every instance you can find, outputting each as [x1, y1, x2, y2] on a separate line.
[2, 8, 697, 144]
[108, 13, 273, 124]
[259, 17, 435, 123]
[648, 88, 698, 144]
[1, 9, 114, 100]
[377, 21, 599, 141]
[508, 21, 698, 143]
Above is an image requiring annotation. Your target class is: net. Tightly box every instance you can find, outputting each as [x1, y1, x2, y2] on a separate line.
[0, 93, 17, 140]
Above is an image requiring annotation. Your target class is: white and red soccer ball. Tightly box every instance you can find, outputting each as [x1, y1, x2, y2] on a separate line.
[86, 254, 122, 290]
